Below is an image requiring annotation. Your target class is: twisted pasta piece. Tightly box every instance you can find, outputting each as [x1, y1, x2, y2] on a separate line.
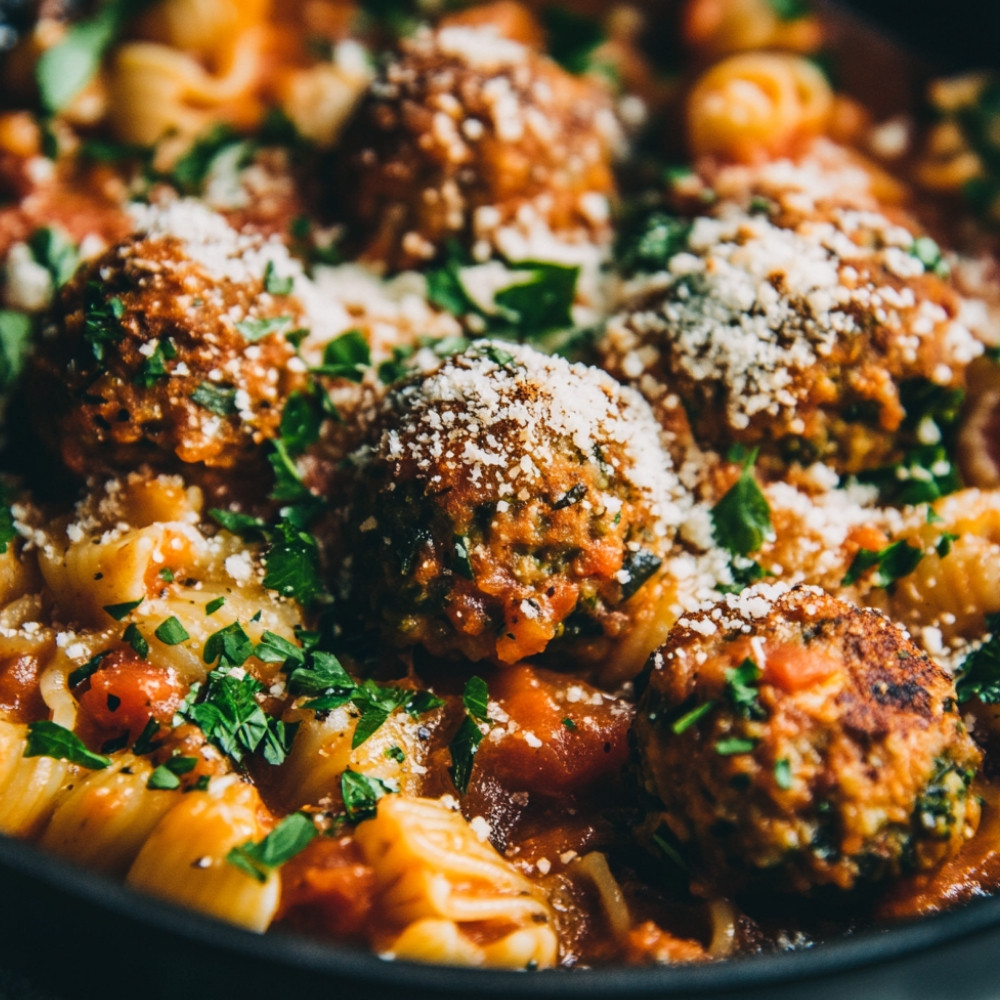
[355, 796, 558, 968]
[126, 775, 280, 932]
[687, 52, 833, 162]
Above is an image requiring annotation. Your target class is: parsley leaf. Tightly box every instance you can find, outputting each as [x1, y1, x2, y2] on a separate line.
[842, 540, 924, 588]
[28, 227, 80, 287]
[0, 484, 17, 555]
[711, 450, 774, 555]
[154, 616, 190, 646]
[82, 283, 125, 362]
[493, 262, 579, 340]
[262, 517, 324, 606]
[203, 622, 255, 668]
[341, 769, 394, 822]
[620, 548, 663, 601]
[279, 388, 326, 456]
[226, 812, 316, 882]
[311, 330, 371, 381]
[178, 667, 295, 766]
[449, 676, 491, 794]
[765, 0, 811, 21]
[235, 315, 293, 341]
[36, 2, 124, 114]
[0, 310, 32, 393]
[103, 598, 143, 621]
[724, 658, 765, 720]
[191, 382, 237, 416]
[670, 700, 715, 735]
[956, 613, 1000, 703]
[123, 623, 149, 658]
[263, 261, 294, 296]
[615, 210, 692, 275]
[24, 720, 110, 770]
[165, 124, 247, 194]
[146, 755, 197, 790]
[715, 736, 757, 756]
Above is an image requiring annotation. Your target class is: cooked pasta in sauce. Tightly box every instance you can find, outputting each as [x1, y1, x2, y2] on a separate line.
[2, 0, 1000, 972]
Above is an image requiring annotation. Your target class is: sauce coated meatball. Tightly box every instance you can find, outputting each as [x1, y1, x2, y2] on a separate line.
[337, 341, 685, 681]
[601, 191, 985, 474]
[337, 24, 622, 270]
[26, 200, 309, 478]
[634, 584, 981, 894]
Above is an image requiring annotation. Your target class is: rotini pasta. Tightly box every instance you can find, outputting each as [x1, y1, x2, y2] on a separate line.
[1, 0, 1000, 985]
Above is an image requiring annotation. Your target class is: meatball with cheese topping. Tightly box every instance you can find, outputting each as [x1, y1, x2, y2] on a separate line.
[337, 23, 622, 270]
[337, 340, 685, 683]
[26, 200, 310, 479]
[600, 192, 985, 475]
[634, 583, 981, 894]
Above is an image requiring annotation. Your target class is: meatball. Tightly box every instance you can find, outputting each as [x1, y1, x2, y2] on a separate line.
[336, 23, 621, 270]
[26, 200, 310, 478]
[634, 583, 981, 894]
[336, 340, 686, 682]
[599, 192, 985, 475]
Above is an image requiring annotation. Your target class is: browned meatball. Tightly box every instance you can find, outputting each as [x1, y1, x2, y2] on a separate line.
[336, 340, 686, 684]
[337, 24, 622, 270]
[600, 197, 985, 476]
[634, 584, 981, 894]
[26, 200, 309, 478]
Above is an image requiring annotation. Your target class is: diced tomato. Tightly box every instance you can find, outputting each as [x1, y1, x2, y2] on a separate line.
[275, 835, 376, 942]
[76, 649, 186, 742]
[475, 664, 633, 795]
[763, 642, 841, 692]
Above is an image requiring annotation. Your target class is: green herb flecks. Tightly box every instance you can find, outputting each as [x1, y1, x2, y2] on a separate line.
[341, 769, 395, 822]
[177, 666, 296, 766]
[103, 598, 143, 621]
[264, 261, 294, 296]
[449, 676, 490, 794]
[24, 720, 110, 770]
[711, 449, 774, 556]
[154, 616, 190, 646]
[0, 310, 32, 393]
[956, 612, 1000, 703]
[670, 700, 715, 735]
[614, 210, 692, 275]
[82, 283, 126, 362]
[311, 330, 371, 382]
[146, 755, 198, 790]
[715, 736, 757, 756]
[724, 658, 765, 720]
[123, 623, 149, 658]
[191, 382, 238, 416]
[841, 539, 924, 589]
[28, 227, 80, 288]
[227, 812, 317, 881]
[263, 517, 324, 606]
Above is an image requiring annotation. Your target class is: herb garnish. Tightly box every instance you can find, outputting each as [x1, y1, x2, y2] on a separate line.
[191, 382, 238, 416]
[841, 539, 924, 588]
[154, 616, 190, 646]
[24, 720, 110, 770]
[956, 613, 1000, 703]
[103, 598, 143, 621]
[341, 770, 395, 822]
[123, 623, 149, 658]
[226, 812, 317, 881]
[82, 283, 125, 362]
[264, 261, 294, 296]
[448, 676, 490, 795]
[0, 311, 32, 393]
[311, 330, 371, 381]
[146, 755, 198, 790]
[711, 449, 774, 556]
[724, 658, 765, 720]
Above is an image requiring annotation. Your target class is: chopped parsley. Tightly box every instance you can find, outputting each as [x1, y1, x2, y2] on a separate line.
[765, 0, 811, 21]
[620, 548, 662, 602]
[492, 262, 579, 340]
[35, 1, 133, 114]
[103, 598, 143, 621]
[226, 812, 317, 882]
[724, 658, 765, 720]
[561, 717, 578, 731]
[774, 758, 793, 790]
[262, 517, 324, 606]
[449, 676, 490, 795]
[715, 736, 757, 756]
[956, 613, 1000, 703]
[841, 539, 924, 588]
[24, 720, 110, 770]
[385, 745, 406, 763]
[911, 236, 950, 277]
[452, 535, 474, 579]
[177, 665, 296, 766]
[159, 567, 175, 583]
[68, 650, 110, 689]
[154, 616, 190, 646]
[311, 330, 371, 381]
[0, 310, 32, 392]
[711, 449, 774, 556]
[28, 227, 80, 288]
[203, 621, 255, 669]
[341, 769, 394, 822]
[205, 597, 226, 615]
[0, 484, 17, 555]
[614, 209, 692, 275]
[264, 261, 294, 296]
[670, 700, 715, 735]
[164, 124, 250, 195]
[235, 315, 293, 342]
[146, 755, 197, 790]
[123, 623, 149, 659]
[82, 283, 125, 362]
[191, 382, 238, 416]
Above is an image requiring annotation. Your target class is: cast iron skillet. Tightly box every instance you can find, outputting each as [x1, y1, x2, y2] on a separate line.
[3, 3, 1000, 998]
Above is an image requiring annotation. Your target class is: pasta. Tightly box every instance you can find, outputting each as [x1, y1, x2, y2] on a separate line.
[1, 0, 1000, 981]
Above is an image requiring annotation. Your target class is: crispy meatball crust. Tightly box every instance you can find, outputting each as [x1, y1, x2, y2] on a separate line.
[600, 196, 984, 475]
[634, 584, 981, 894]
[26, 205, 309, 478]
[337, 24, 621, 270]
[337, 341, 684, 677]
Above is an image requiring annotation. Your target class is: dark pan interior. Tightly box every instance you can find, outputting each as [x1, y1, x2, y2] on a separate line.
[3, 3, 1000, 998]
